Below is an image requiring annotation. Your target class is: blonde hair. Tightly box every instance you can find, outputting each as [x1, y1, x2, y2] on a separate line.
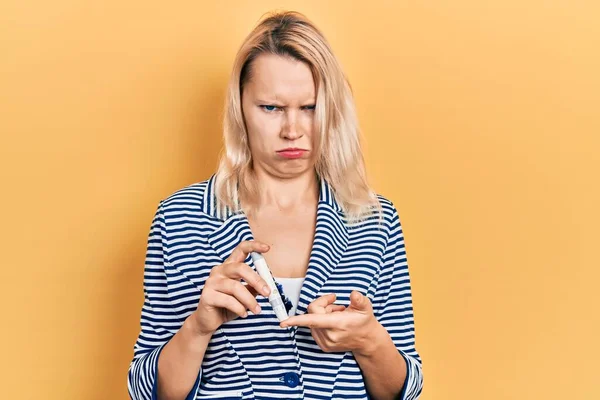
[215, 10, 380, 221]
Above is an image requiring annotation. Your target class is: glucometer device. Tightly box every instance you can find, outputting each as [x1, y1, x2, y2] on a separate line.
[250, 252, 289, 322]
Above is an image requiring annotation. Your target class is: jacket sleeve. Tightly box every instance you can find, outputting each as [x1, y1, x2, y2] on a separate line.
[128, 201, 202, 400]
[372, 204, 424, 399]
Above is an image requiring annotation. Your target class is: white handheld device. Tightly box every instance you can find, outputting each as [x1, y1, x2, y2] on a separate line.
[250, 252, 289, 322]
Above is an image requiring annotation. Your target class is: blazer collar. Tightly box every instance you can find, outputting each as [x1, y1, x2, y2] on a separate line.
[204, 173, 349, 317]
[201, 173, 343, 220]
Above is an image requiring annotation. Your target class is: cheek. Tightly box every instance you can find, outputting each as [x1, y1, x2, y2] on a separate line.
[300, 113, 316, 135]
[247, 114, 281, 146]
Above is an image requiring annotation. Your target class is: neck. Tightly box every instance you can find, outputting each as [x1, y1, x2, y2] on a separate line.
[253, 169, 319, 212]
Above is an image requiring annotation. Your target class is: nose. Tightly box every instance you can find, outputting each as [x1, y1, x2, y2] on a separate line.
[281, 110, 303, 141]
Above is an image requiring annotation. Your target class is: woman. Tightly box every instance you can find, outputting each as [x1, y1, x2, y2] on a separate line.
[128, 11, 423, 400]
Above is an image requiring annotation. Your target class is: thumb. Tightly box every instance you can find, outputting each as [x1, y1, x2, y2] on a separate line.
[349, 291, 372, 312]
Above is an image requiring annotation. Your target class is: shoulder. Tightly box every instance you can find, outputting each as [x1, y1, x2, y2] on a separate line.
[375, 194, 397, 215]
[374, 193, 402, 224]
[371, 194, 408, 260]
[369, 193, 406, 243]
[157, 177, 212, 214]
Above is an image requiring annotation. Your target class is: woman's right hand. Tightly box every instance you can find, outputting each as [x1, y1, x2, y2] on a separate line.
[188, 240, 272, 336]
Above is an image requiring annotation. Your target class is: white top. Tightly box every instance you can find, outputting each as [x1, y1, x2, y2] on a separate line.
[274, 277, 305, 316]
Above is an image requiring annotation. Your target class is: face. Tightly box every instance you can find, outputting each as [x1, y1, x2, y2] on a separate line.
[241, 54, 317, 179]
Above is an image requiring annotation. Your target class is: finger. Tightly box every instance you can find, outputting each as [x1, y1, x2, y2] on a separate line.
[280, 313, 340, 329]
[348, 291, 372, 313]
[226, 240, 270, 263]
[214, 279, 262, 315]
[203, 289, 248, 318]
[312, 330, 341, 353]
[311, 329, 330, 352]
[325, 304, 346, 313]
[307, 293, 337, 314]
[215, 279, 260, 314]
[243, 283, 259, 298]
[221, 262, 271, 297]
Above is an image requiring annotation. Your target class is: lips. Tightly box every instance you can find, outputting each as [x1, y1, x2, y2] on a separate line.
[276, 148, 308, 159]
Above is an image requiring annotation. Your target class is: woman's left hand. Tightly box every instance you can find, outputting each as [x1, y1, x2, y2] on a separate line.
[280, 291, 383, 356]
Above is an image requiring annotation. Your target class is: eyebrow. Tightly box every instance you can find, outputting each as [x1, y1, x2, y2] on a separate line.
[255, 99, 316, 105]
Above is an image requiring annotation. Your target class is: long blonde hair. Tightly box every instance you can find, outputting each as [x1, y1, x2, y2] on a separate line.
[215, 10, 380, 222]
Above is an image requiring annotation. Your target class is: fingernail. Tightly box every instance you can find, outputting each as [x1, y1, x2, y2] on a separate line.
[262, 285, 270, 296]
[261, 244, 269, 250]
[242, 312, 248, 318]
[254, 305, 261, 314]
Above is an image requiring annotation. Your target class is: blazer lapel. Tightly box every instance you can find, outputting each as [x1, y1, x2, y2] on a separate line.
[207, 213, 254, 261]
[203, 174, 349, 318]
[295, 179, 349, 316]
[203, 175, 254, 261]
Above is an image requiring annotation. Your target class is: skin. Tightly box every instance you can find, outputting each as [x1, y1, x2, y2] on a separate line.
[154, 54, 407, 400]
[281, 291, 408, 400]
[241, 53, 319, 279]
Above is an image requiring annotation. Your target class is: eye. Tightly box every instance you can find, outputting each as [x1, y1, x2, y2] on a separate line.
[302, 105, 316, 111]
[260, 105, 281, 112]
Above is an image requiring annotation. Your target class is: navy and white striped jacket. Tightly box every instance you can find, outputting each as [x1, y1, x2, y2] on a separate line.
[128, 175, 423, 399]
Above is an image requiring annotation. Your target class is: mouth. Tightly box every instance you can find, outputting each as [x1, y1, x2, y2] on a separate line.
[276, 148, 309, 159]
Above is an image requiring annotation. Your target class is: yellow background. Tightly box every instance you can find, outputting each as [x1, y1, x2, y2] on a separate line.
[1, 1, 599, 399]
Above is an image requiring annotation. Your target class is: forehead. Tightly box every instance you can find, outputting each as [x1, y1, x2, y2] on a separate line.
[245, 53, 315, 101]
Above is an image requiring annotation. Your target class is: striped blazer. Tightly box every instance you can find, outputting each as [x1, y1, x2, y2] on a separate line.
[128, 175, 423, 400]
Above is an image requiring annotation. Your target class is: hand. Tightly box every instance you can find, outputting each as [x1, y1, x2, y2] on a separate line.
[188, 241, 272, 336]
[280, 291, 383, 356]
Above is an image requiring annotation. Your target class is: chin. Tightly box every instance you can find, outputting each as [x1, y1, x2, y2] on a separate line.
[268, 162, 315, 179]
